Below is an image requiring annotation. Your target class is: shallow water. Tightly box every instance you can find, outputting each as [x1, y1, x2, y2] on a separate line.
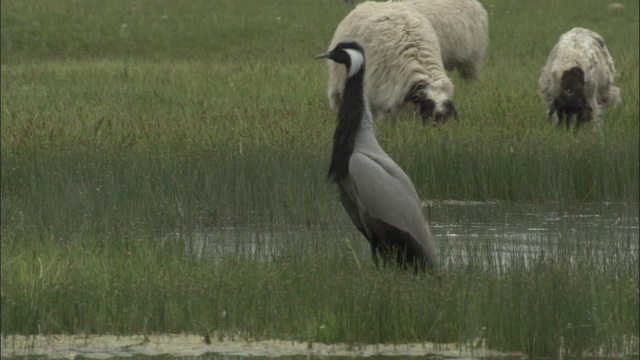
[431, 201, 639, 265]
[174, 201, 639, 265]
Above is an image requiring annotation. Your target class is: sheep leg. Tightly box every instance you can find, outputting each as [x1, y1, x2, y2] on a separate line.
[458, 59, 481, 81]
[370, 244, 381, 268]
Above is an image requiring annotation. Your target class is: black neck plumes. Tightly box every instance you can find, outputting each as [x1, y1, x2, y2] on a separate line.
[327, 66, 366, 183]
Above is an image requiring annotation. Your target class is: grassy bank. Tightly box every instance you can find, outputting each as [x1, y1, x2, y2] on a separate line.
[1, 0, 639, 358]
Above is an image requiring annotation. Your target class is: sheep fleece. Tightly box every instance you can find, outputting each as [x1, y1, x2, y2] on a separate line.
[326, 1, 452, 113]
[403, 0, 489, 80]
[538, 27, 621, 125]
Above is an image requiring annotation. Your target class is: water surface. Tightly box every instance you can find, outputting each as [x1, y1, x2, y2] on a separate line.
[176, 201, 639, 265]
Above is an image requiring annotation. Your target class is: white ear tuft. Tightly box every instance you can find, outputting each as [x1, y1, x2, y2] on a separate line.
[344, 48, 364, 78]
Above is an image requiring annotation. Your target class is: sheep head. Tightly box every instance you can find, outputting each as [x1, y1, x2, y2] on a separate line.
[550, 67, 592, 129]
[407, 82, 458, 124]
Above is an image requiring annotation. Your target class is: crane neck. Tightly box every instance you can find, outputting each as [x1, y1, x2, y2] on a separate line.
[327, 66, 373, 182]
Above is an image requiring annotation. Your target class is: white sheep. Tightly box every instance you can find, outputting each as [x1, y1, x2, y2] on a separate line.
[403, 0, 489, 81]
[326, 1, 457, 122]
[538, 27, 621, 130]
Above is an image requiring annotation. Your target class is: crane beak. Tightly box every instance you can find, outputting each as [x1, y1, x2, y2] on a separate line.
[314, 52, 330, 60]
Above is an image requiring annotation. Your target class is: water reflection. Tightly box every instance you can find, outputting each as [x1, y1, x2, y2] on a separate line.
[431, 201, 638, 266]
[169, 202, 639, 265]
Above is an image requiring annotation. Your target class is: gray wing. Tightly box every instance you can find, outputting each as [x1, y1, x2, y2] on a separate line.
[337, 178, 367, 237]
[348, 151, 439, 267]
[360, 149, 423, 202]
[337, 178, 384, 264]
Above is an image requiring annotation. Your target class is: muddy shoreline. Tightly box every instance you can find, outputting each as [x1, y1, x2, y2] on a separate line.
[1, 334, 525, 359]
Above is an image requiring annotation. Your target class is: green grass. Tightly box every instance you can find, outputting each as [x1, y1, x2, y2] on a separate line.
[1, 0, 639, 358]
[1, 0, 638, 202]
[2, 227, 638, 356]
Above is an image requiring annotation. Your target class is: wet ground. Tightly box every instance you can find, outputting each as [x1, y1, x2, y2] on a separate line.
[1, 334, 525, 359]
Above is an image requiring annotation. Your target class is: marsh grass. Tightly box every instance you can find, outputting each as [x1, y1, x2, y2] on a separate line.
[1, 0, 639, 358]
[2, 226, 638, 357]
[1, 139, 637, 242]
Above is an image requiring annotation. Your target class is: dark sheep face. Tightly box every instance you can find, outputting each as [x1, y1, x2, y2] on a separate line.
[415, 98, 458, 124]
[551, 67, 591, 129]
[407, 83, 457, 124]
[435, 101, 458, 122]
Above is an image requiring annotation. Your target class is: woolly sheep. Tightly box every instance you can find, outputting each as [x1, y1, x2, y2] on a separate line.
[538, 27, 620, 130]
[326, 1, 457, 122]
[403, 0, 489, 80]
